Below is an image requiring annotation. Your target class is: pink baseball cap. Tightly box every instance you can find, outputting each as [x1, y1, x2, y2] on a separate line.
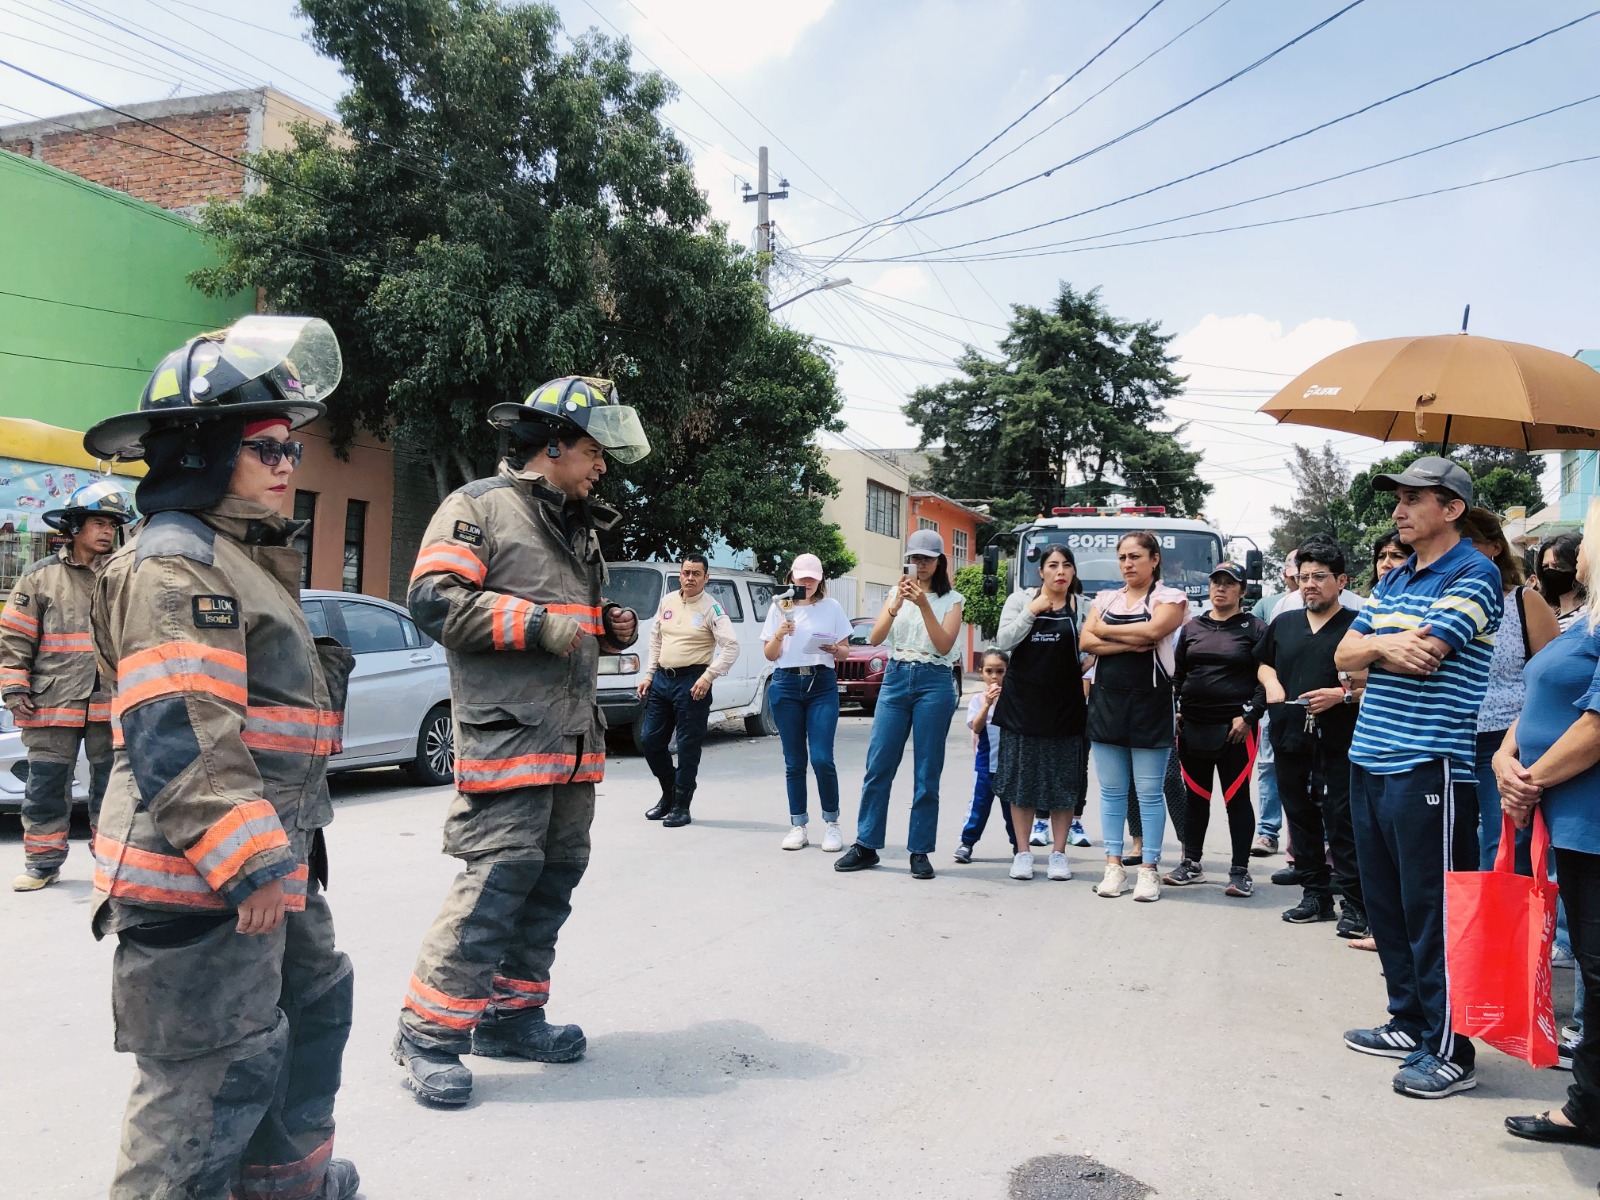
[791, 553, 825, 581]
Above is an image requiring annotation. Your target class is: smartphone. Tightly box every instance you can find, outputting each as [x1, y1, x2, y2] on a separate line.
[902, 563, 913, 576]
[1287, 697, 1313, 706]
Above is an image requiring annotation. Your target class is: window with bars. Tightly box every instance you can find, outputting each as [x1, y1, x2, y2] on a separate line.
[292, 490, 317, 588]
[917, 517, 938, 532]
[342, 499, 367, 593]
[866, 481, 901, 538]
[952, 528, 970, 568]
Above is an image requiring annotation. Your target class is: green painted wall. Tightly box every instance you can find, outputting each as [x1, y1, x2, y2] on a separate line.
[0, 150, 252, 433]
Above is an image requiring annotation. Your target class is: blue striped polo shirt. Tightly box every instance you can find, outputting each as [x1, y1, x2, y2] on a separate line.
[1348, 538, 1502, 775]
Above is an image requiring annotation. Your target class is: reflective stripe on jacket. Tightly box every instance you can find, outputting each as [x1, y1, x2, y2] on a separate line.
[90, 498, 353, 927]
[408, 462, 619, 792]
[0, 547, 108, 723]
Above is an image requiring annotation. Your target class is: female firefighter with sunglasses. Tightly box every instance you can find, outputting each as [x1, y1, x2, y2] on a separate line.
[83, 316, 361, 1200]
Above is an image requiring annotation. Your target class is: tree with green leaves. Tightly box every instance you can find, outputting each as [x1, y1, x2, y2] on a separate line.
[189, 0, 849, 574]
[905, 283, 1210, 540]
[1267, 442, 1361, 566]
[953, 562, 1006, 638]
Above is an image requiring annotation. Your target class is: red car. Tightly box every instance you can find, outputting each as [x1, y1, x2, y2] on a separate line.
[837, 617, 889, 715]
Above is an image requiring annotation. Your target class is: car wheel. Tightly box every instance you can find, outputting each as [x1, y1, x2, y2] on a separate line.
[744, 681, 778, 737]
[952, 665, 964, 701]
[406, 703, 455, 786]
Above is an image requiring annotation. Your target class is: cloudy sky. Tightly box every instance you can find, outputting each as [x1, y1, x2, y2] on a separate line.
[5, 0, 1595, 546]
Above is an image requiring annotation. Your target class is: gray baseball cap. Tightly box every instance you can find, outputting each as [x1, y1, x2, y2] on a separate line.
[904, 528, 944, 560]
[1371, 455, 1473, 506]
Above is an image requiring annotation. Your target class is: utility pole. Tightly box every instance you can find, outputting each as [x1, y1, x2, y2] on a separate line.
[742, 146, 788, 293]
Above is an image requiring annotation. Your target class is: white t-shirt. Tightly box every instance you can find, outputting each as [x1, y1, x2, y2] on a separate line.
[888, 589, 964, 665]
[760, 597, 853, 669]
[966, 692, 999, 757]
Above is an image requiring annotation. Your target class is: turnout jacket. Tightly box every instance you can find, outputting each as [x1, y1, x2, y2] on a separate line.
[89, 497, 353, 929]
[0, 546, 109, 727]
[408, 462, 621, 794]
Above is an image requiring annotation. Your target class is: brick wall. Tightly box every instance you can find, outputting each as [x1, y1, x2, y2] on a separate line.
[1, 108, 250, 210]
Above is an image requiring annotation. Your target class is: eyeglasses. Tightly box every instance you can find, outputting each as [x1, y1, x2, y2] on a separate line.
[1296, 571, 1336, 585]
[241, 438, 304, 467]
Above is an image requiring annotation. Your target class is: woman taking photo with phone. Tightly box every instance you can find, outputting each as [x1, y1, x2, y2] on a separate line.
[761, 554, 853, 853]
[1080, 531, 1188, 902]
[991, 543, 1088, 882]
[836, 528, 965, 880]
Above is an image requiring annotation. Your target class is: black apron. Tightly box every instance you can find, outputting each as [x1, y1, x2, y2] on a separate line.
[1085, 597, 1175, 749]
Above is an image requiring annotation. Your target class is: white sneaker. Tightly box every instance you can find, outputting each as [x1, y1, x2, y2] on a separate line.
[820, 822, 844, 853]
[1095, 862, 1127, 897]
[781, 825, 808, 851]
[1047, 851, 1072, 881]
[1133, 864, 1162, 902]
[1010, 851, 1035, 880]
[1029, 819, 1050, 847]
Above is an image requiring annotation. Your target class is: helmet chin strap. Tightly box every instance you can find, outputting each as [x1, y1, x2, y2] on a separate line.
[546, 437, 562, 460]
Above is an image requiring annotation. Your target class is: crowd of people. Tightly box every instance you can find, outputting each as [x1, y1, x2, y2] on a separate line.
[3, 311, 1598, 1192]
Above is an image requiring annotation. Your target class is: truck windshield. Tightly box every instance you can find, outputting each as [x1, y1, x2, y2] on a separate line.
[605, 567, 664, 618]
[1020, 528, 1224, 603]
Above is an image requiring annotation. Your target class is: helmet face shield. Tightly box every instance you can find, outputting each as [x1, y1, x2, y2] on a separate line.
[580, 404, 651, 463]
[211, 316, 343, 404]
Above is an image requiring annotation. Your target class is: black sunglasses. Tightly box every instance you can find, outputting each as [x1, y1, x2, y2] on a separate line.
[240, 438, 305, 467]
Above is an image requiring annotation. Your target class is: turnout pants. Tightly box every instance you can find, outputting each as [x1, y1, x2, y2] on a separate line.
[1277, 743, 1362, 905]
[20, 719, 110, 871]
[401, 781, 594, 1053]
[108, 881, 352, 1200]
[1177, 723, 1258, 870]
[1350, 760, 1478, 1066]
[639, 668, 712, 804]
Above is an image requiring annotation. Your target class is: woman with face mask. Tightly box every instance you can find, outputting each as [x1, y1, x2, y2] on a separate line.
[1540, 534, 1586, 631]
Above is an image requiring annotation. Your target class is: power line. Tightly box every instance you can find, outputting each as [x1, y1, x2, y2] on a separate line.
[829, 151, 1600, 264]
[796, 0, 1372, 248]
[824, 17, 1600, 264]
[0, 347, 150, 372]
[921, 0, 1235, 212]
[0, 286, 238, 326]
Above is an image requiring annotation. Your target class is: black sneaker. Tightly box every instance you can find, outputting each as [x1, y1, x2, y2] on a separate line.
[1556, 1035, 1580, 1071]
[908, 853, 934, 880]
[1162, 859, 1205, 886]
[1336, 899, 1369, 939]
[1224, 868, 1254, 898]
[1344, 1021, 1422, 1059]
[834, 843, 881, 872]
[1282, 893, 1335, 923]
[1270, 865, 1303, 886]
[1392, 1051, 1477, 1099]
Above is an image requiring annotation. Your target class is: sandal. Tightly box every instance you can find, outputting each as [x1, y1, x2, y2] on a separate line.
[1348, 936, 1378, 952]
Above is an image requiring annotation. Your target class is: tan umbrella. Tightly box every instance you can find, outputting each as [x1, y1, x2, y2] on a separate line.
[1258, 333, 1600, 451]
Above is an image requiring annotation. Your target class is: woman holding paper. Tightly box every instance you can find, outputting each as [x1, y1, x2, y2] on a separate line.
[762, 553, 853, 852]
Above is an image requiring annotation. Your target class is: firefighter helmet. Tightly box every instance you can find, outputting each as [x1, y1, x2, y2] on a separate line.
[42, 479, 136, 532]
[83, 315, 342, 461]
[486, 376, 651, 464]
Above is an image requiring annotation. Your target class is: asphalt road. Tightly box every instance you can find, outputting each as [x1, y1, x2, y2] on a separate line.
[0, 699, 1590, 1199]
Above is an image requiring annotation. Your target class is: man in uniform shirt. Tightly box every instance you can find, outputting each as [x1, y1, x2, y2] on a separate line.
[636, 553, 739, 828]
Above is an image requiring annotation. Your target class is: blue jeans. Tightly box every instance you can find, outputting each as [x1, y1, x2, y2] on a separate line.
[960, 735, 1016, 851]
[1255, 716, 1282, 838]
[854, 660, 960, 854]
[638, 669, 713, 802]
[769, 667, 840, 825]
[1093, 743, 1170, 865]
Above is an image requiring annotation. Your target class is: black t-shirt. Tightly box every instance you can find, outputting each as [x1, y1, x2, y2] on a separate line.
[993, 605, 1087, 739]
[1173, 611, 1267, 726]
[1260, 606, 1359, 754]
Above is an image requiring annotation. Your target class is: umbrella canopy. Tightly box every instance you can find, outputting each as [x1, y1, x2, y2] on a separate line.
[1258, 334, 1600, 451]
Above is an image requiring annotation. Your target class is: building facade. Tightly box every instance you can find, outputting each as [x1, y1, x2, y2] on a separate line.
[0, 90, 397, 598]
[821, 447, 990, 665]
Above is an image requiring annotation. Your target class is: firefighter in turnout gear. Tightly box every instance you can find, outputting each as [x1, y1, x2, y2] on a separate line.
[83, 316, 361, 1199]
[2, 479, 133, 890]
[393, 374, 649, 1106]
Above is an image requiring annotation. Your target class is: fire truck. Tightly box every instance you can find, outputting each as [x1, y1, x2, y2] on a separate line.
[982, 505, 1262, 616]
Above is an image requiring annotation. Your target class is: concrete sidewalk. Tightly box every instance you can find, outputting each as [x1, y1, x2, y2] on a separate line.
[0, 708, 1588, 1198]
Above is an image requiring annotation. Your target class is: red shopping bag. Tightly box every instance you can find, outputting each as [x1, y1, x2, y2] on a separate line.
[1445, 811, 1559, 1068]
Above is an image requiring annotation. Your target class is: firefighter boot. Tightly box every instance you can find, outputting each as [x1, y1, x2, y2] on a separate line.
[12, 867, 60, 891]
[473, 1008, 587, 1063]
[320, 1158, 360, 1199]
[392, 1029, 473, 1106]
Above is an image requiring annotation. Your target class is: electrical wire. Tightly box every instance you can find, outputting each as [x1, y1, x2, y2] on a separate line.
[796, 0, 1371, 248]
[824, 21, 1600, 264]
